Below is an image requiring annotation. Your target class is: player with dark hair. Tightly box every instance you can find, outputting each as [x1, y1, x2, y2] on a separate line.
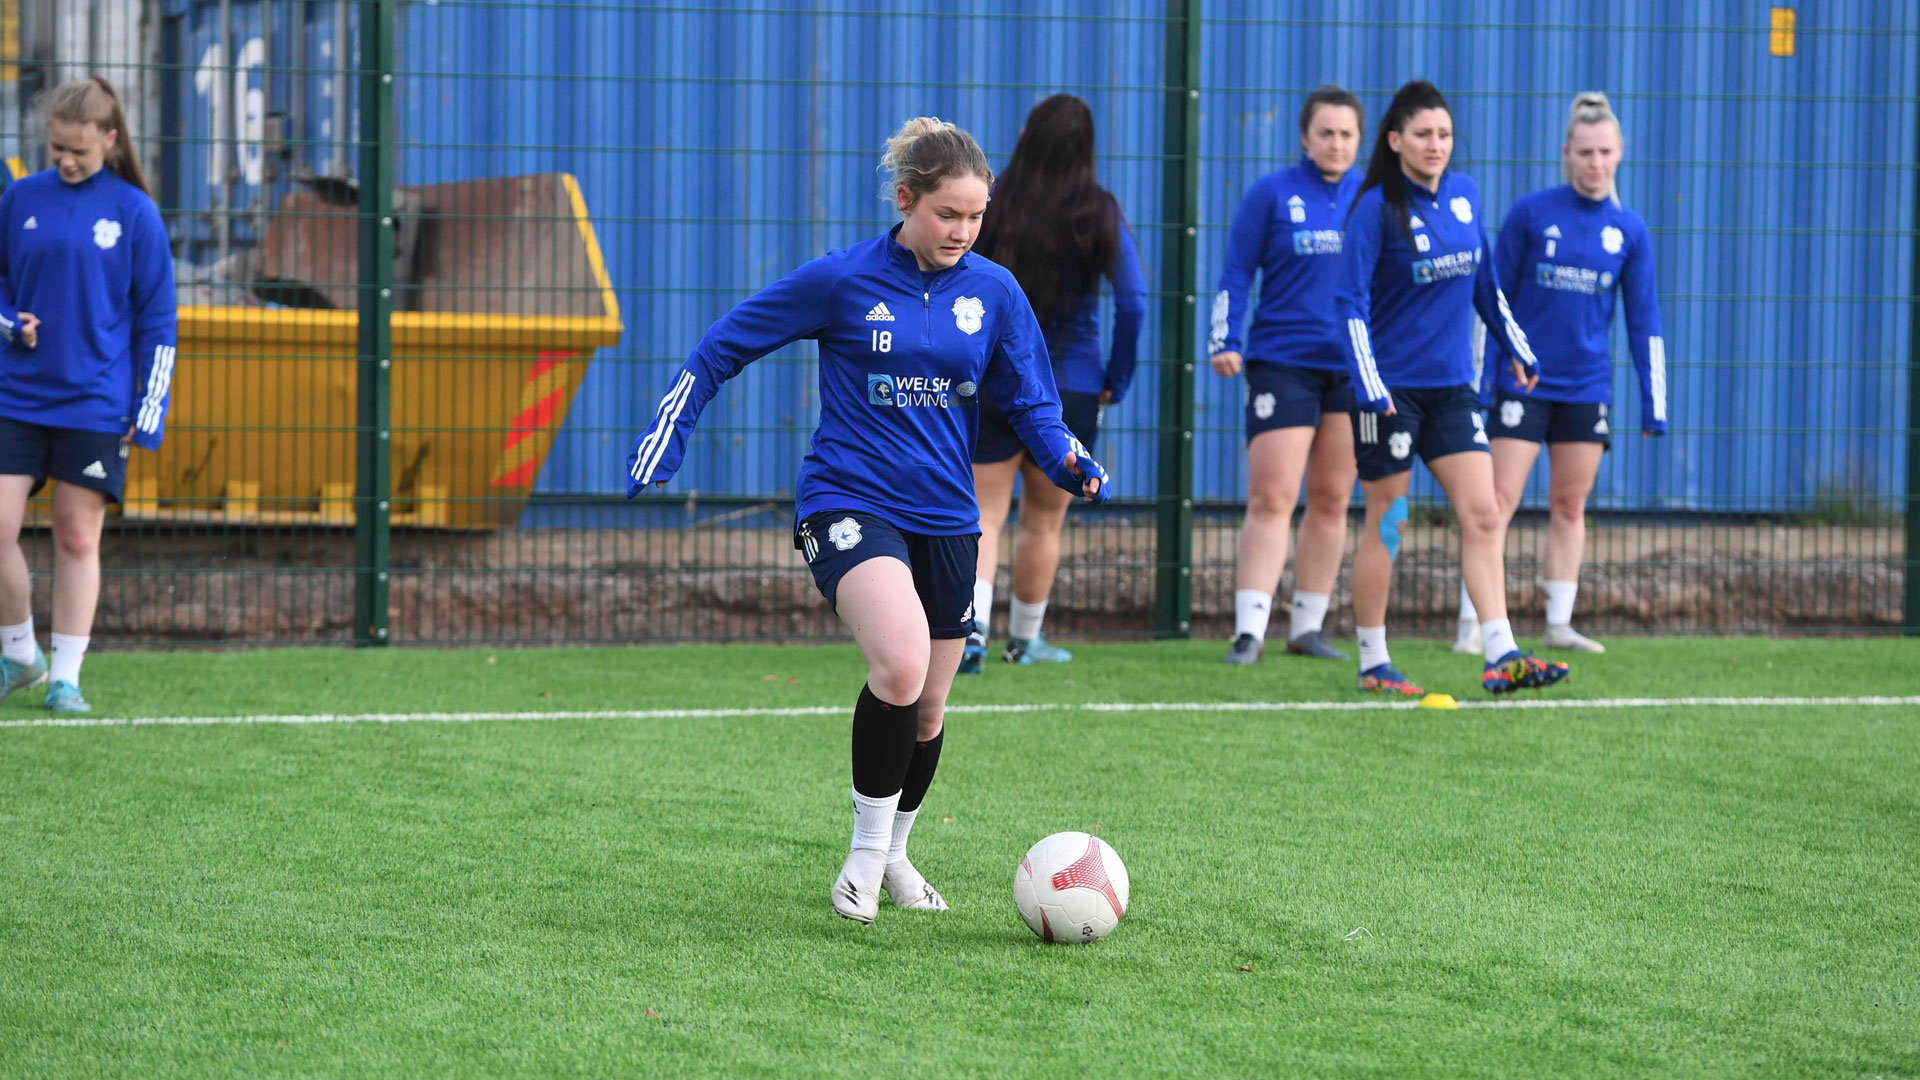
[964, 93, 1144, 670]
[1336, 80, 1567, 696]
[1208, 85, 1366, 666]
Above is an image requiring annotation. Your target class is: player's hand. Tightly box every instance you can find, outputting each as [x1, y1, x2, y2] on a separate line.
[1099, 389, 1115, 405]
[1642, 429, 1663, 438]
[1510, 358, 1539, 394]
[1062, 449, 1110, 503]
[1209, 350, 1243, 377]
[1359, 391, 1396, 416]
[18, 312, 38, 349]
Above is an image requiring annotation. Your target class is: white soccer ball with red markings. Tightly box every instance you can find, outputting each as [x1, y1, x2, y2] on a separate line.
[1013, 831, 1129, 944]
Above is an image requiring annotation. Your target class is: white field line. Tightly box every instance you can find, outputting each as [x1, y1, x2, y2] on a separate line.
[2, 696, 1917, 731]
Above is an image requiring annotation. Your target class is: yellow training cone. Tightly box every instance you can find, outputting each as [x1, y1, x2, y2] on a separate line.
[1419, 693, 1458, 710]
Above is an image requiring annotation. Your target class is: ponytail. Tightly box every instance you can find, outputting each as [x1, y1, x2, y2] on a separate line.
[40, 77, 151, 196]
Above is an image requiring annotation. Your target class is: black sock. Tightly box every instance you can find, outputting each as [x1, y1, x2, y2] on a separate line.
[850, 684, 919, 799]
[898, 729, 944, 813]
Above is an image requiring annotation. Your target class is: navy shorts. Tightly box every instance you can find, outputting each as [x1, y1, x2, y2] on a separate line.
[1489, 393, 1613, 448]
[975, 388, 1101, 465]
[0, 415, 129, 501]
[1350, 384, 1489, 482]
[795, 509, 980, 639]
[1246, 362, 1351, 441]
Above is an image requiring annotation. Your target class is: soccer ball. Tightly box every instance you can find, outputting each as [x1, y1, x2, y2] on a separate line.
[1013, 831, 1129, 944]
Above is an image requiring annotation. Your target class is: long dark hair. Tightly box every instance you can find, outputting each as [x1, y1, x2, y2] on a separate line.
[1351, 80, 1452, 241]
[973, 94, 1120, 326]
[42, 77, 151, 196]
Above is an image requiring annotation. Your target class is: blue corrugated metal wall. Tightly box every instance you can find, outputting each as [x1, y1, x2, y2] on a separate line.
[161, 1, 1919, 517]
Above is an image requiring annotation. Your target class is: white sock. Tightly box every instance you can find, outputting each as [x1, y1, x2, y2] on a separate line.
[1458, 580, 1478, 625]
[888, 807, 918, 864]
[1480, 618, 1518, 664]
[49, 633, 88, 687]
[848, 787, 899, 885]
[1234, 589, 1274, 641]
[1, 618, 33, 664]
[1357, 625, 1389, 671]
[971, 578, 993, 635]
[1008, 596, 1048, 640]
[1544, 580, 1577, 627]
[1288, 591, 1330, 640]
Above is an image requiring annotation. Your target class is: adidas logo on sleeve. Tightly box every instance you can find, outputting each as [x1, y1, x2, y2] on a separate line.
[865, 302, 895, 322]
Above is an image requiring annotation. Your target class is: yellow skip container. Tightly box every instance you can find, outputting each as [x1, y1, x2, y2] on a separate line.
[123, 172, 623, 531]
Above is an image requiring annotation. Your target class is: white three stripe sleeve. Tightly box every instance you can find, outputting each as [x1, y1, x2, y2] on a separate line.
[1346, 317, 1388, 406]
[135, 344, 176, 434]
[630, 370, 696, 486]
[1648, 336, 1667, 423]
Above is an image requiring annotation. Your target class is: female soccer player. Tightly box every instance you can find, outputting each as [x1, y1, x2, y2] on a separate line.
[1208, 85, 1365, 666]
[1336, 80, 1567, 696]
[1453, 91, 1666, 655]
[625, 117, 1109, 924]
[963, 93, 1144, 671]
[0, 77, 176, 713]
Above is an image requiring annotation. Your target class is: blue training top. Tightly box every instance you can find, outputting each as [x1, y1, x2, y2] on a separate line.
[1335, 170, 1536, 410]
[1028, 200, 1146, 403]
[0, 168, 177, 449]
[1208, 155, 1361, 371]
[1484, 184, 1667, 432]
[625, 225, 1098, 533]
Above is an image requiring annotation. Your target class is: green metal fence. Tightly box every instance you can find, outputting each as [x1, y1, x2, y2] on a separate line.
[2, 2, 1914, 648]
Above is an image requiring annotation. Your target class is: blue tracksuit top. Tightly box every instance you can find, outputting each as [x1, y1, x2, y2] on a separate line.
[1336, 171, 1536, 410]
[0, 168, 177, 449]
[1023, 201, 1146, 403]
[1486, 185, 1667, 432]
[1208, 156, 1360, 370]
[625, 226, 1086, 534]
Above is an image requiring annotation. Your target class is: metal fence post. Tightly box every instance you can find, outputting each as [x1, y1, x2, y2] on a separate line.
[1155, 0, 1200, 639]
[1908, 69, 1920, 635]
[355, 0, 395, 646]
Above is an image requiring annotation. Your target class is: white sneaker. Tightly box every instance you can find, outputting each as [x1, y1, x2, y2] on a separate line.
[832, 852, 881, 924]
[1451, 621, 1482, 654]
[882, 858, 949, 911]
[1543, 624, 1606, 653]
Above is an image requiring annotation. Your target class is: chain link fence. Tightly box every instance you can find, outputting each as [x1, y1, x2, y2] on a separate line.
[2, 0, 1914, 646]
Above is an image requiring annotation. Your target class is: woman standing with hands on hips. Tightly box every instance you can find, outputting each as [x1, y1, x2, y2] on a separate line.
[1208, 85, 1364, 666]
[1336, 80, 1567, 697]
[0, 78, 176, 714]
[1453, 91, 1667, 656]
[625, 118, 1109, 925]
[963, 93, 1144, 672]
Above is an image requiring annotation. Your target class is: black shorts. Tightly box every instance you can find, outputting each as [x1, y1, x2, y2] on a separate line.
[795, 509, 980, 639]
[0, 415, 129, 501]
[1490, 394, 1613, 448]
[1350, 384, 1490, 482]
[1245, 362, 1351, 441]
[974, 389, 1101, 465]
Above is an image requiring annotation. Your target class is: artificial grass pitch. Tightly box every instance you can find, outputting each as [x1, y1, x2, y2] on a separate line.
[1, 639, 1915, 1077]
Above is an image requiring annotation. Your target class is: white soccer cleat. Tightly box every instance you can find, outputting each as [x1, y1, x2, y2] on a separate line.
[1451, 621, 1482, 654]
[882, 859, 949, 911]
[832, 853, 881, 924]
[1542, 624, 1606, 653]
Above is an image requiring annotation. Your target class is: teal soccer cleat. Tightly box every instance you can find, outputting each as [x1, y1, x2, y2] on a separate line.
[2, 646, 48, 704]
[45, 680, 90, 714]
[1002, 632, 1071, 664]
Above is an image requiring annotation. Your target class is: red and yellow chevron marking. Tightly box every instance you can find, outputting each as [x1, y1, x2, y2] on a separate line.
[490, 351, 578, 489]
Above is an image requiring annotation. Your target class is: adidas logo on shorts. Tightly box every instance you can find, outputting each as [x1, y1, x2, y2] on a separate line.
[82, 461, 108, 480]
[865, 302, 895, 322]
